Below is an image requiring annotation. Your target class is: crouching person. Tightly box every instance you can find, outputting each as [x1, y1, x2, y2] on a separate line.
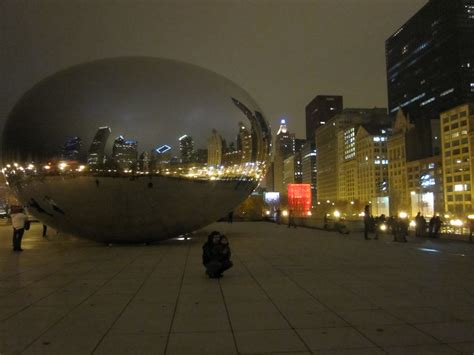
[202, 231, 233, 278]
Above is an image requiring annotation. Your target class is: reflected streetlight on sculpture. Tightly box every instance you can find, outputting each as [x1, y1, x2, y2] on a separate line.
[1, 57, 272, 242]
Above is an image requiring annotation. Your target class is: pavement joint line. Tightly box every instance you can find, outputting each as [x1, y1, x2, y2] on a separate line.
[162, 242, 192, 355]
[0, 256, 107, 322]
[234, 252, 313, 354]
[18, 249, 147, 354]
[258, 251, 387, 353]
[218, 269, 241, 354]
[90, 253, 166, 354]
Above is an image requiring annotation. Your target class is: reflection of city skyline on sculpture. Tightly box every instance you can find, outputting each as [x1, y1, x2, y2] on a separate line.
[1, 57, 272, 242]
[3, 97, 270, 181]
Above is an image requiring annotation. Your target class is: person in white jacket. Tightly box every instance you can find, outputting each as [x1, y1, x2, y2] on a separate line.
[11, 208, 28, 252]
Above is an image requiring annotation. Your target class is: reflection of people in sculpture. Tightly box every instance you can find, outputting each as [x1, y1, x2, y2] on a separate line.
[29, 198, 53, 217]
[202, 231, 233, 278]
[44, 196, 65, 215]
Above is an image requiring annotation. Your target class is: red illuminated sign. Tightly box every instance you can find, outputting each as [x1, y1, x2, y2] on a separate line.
[287, 184, 311, 216]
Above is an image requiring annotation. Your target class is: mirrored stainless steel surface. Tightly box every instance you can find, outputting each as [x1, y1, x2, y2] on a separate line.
[1, 57, 271, 242]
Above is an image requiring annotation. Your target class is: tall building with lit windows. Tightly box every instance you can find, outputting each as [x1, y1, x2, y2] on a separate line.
[87, 126, 111, 168]
[207, 129, 223, 167]
[355, 125, 390, 215]
[386, 0, 474, 121]
[316, 108, 389, 203]
[273, 119, 295, 194]
[440, 103, 474, 216]
[178, 135, 194, 163]
[237, 122, 252, 164]
[112, 136, 138, 170]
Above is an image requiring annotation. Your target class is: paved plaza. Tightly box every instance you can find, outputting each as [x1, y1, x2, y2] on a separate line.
[0, 221, 473, 355]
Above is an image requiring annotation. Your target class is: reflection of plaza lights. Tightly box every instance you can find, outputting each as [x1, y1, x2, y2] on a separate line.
[468, 215, 474, 220]
[450, 219, 463, 227]
[409, 220, 416, 227]
[282, 210, 289, 217]
[358, 212, 365, 217]
[333, 210, 341, 218]
[307, 211, 312, 216]
[379, 224, 387, 231]
[265, 210, 270, 216]
[43, 165, 51, 170]
[58, 162, 68, 170]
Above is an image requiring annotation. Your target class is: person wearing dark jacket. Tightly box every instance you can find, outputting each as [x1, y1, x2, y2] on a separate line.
[202, 231, 233, 278]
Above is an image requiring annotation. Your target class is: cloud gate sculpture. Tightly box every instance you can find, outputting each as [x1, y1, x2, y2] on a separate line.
[1, 57, 272, 242]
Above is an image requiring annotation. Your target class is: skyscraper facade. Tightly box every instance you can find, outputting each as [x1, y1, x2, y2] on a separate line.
[305, 95, 343, 141]
[207, 129, 223, 167]
[386, 0, 474, 120]
[316, 108, 390, 202]
[179, 135, 194, 164]
[440, 103, 473, 215]
[87, 126, 111, 168]
[112, 136, 138, 170]
[273, 119, 295, 194]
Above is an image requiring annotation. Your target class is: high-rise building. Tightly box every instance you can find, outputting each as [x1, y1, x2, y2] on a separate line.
[440, 103, 473, 215]
[301, 141, 317, 207]
[305, 95, 343, 141]
[87, 126, 111, 168]
[112, 136, 138, 170]
[273, 119, 295, 194]
[207, 129, 223, 167]
[179, 135, 194, 164]
[231, 98, 272, 167]
[355, 124, 390, 212]
[237, 122, 252, 164]
[386, 0, 474, 120]
[61, 136, 82, 161]
[138, 151, 150, 172]
[316, 108, 389, 202]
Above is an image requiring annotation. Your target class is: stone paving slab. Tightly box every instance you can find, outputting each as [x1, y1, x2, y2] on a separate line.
[0, 221, 473, 354]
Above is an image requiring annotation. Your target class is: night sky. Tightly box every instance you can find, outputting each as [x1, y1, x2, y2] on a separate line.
[1, 0, 428, 139]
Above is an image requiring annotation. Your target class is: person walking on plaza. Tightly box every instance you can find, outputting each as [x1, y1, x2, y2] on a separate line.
[428, 216, 435, 238]
[275, 208, 281, 225]
[363, 205, 371, 240]
[227, 211, 233, 224]
[288, 209, 297, 228]
[42, 224, 48, 238]
[415, 212, 422, 237]
[433, 215, 442, 238]
[11, 208, 28, 252]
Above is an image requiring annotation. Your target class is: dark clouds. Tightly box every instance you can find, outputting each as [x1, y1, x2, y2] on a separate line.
[1, 0, 428, 138]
